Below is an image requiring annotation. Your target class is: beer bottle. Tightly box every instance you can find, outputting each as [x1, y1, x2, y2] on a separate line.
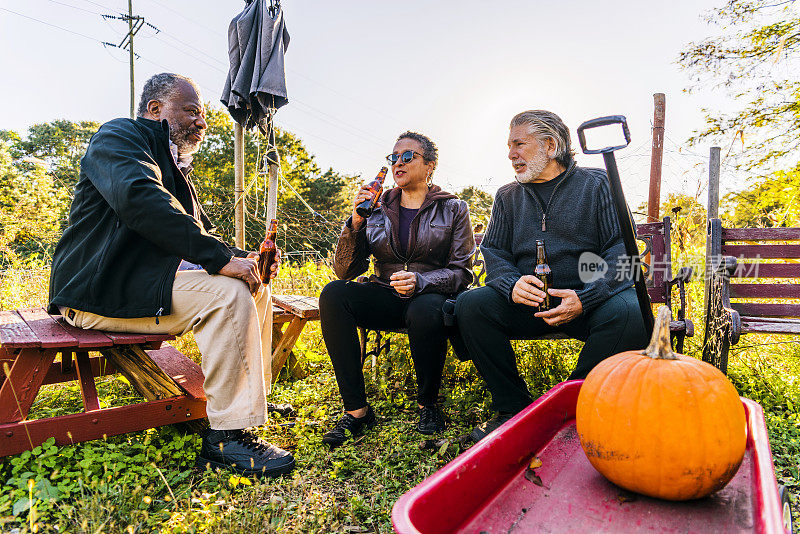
[534, 239, 553, 311]
[257, 218, 278, 284]
[355, 167, 388, 218]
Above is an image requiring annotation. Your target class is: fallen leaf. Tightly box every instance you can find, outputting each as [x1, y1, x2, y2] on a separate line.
[529, 457, 542, 470]
[524, 468, 543, 486]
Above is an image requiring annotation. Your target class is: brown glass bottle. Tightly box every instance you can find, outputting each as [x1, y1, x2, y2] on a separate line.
[257, 218, 278, 284]
[534, 239, 553, 311]
[355, 167, 388, 218]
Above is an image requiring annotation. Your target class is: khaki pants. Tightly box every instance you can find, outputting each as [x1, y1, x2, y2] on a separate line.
[61, 270, 272, 430]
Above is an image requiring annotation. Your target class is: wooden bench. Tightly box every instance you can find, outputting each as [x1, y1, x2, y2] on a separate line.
[358, 217, 694, 365]
[0, 294, 319, 457]
[702, 219, 800, 373]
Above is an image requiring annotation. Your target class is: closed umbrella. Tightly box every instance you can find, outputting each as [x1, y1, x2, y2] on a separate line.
[221, 0, 289, 247]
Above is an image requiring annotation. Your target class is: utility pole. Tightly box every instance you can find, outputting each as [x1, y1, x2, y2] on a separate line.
[127, 0, 135, 118]
[102, 4, 153, 118]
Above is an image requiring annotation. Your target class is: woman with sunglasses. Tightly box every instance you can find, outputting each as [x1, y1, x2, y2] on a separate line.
[319, 131, 476, 447]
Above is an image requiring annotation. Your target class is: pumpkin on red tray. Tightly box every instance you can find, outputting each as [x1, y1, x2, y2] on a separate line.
[576, 306, 746, 501]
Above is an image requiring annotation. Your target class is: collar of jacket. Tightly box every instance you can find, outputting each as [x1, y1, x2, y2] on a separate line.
[135, 116, 171, 138]
[380, 184, 457, 261]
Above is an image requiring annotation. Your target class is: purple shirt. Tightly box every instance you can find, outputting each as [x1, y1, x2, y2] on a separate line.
[398, 206, 419, 256]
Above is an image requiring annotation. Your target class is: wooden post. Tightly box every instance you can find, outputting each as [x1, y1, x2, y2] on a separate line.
[704, 146, 721, 313]
[234, 123, 245, 249]
[267, 160, 279, 222]
[647, 93, 666, 223]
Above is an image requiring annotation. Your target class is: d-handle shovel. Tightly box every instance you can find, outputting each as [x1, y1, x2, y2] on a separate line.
[577, 115, 655, 336]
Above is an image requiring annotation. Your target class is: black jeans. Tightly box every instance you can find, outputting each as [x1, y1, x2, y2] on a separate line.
[455, 286, 647, 414]
[319, 280, 449, 410]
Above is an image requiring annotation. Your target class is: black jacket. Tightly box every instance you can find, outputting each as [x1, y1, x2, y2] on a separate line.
[333, 185, 475, 296]
[49, 117, 241, 318]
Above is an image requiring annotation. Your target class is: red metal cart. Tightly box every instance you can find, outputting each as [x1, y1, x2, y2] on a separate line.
[392, 380, 792, 533]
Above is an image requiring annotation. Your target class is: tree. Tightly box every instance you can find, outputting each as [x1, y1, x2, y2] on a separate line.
[721, 166, 800, 227]
[16, 120, 100, 187]
[456, 185, 493, 232]
[679, 0, 800, 171]
[191, 106, 357, 256]
[0, 136, 69, 267]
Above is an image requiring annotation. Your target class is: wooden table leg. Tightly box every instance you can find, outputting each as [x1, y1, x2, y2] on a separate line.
[0, 348, 57, 422]
[74, 351, 100, 412]
[271, 317, 307, 381]
[101, 345, 184, 400]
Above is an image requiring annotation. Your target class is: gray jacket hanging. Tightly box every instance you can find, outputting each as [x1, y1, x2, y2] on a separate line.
[221, 0, 290, 130]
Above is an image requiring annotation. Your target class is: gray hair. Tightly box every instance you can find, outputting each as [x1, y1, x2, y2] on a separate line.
[136, 73, 200, 117]
[510, 110, 574, 167]
[397, 131, 438, 171]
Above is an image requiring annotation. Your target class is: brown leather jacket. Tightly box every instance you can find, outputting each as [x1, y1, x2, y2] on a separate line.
[334, 185, 475, 296]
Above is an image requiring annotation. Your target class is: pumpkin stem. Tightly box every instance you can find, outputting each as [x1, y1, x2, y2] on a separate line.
[642, 306, 677, 360]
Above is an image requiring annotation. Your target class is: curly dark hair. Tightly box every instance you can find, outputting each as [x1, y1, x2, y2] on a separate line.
[396, 131, 438, 171]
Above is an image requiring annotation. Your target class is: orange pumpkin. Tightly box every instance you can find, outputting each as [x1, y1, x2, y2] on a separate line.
[576, 306, 747, 501]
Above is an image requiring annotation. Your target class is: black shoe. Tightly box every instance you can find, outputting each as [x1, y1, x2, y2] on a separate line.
[322, 406, 376, 448]
[267, 402, 294, 417]
[195, 428, 295, 477]
[469, 412, 515, 443]
[417, 404, 446, 435]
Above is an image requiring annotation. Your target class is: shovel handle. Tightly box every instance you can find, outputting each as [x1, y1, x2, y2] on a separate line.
[577, 115, 631, 154]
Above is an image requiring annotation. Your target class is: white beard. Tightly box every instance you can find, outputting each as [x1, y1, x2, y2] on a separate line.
[514, 144, 549, 184]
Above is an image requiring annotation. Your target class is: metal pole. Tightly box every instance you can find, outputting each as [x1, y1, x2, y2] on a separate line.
[602, 151, 656, 335]
[647, 93, 666, 223]
[704, 146, 721, 312]
[128, 0, 135, 119]
[234, 123, 245, 249]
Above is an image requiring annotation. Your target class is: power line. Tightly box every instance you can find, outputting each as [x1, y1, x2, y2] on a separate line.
[0, 6, 104, 42]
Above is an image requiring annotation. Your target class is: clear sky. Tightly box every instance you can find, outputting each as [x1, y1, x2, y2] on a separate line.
[0, 0, 742, 210]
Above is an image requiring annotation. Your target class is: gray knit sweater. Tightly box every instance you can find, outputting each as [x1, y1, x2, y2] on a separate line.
[481, 162, 632, 313]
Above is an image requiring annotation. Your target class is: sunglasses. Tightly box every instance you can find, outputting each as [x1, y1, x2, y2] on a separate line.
[386, 150, 423, 165]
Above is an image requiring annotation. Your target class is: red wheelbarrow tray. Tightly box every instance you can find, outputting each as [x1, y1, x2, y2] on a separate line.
[392, 380, 785, 533]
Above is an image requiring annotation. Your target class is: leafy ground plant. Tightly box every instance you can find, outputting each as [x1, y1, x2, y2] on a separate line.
[0, 264, 798, 532]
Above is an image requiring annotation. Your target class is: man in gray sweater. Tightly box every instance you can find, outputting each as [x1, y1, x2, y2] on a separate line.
[456, 110, 647, 442]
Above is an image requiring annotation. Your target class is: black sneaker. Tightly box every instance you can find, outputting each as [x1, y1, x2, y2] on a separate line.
[267, 402, 294, 417]
[322, 406, 376, 448]
[417, 405, 446, 435]
[469, 412, 515, 443]
[195, 428, 295, 477]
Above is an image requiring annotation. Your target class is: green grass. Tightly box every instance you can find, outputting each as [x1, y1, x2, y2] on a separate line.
[1, 264, 799, 533]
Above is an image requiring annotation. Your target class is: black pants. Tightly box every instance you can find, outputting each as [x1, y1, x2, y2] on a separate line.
[319, 280, 449, 410]
[455, 286, 648, 414]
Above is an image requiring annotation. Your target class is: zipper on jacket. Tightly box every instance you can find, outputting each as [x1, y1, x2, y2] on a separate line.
[155, 307, 163, 325]
[535, 172, 569, 232]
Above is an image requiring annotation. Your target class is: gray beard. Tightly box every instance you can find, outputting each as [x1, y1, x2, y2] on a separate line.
[514, 148, 549, 184]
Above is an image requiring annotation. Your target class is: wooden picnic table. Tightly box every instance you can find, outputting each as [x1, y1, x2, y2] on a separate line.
[0, 294, 319, 457]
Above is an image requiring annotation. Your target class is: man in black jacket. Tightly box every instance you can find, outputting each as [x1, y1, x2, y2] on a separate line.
[49, 73, 294, 477]
[456, 110, 648, 442]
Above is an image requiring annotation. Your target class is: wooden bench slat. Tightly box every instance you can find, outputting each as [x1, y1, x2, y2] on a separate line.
[147, 345, 206, 401]
[732, 263, 800, 278]
[730, 284, 800, 299]
[723, 227, 800, 241]
[636, 222, 665, 235]
[722, 244, 800, 259]
[647, 287, 667, 304]
[105, 332, 147, 344]
[731, 303, 800, 318]
[741, 319, 800, 335]
[53, 317, 115, 348]
[16, 308, 78, 349]
[0, 310, 41, 349]
[273, 294, 320, 319]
